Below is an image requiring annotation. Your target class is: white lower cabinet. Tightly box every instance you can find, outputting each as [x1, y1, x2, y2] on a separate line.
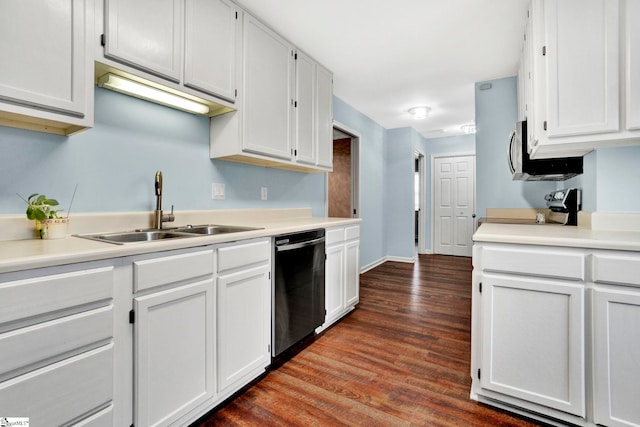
[0, 261, 118, 426]
[479, 274, 585, 417]
[216, 239, 271, 395]
[132, 248, 215, 427]
[320, 225, 360, 331]
[592, 252, 640, 427]
[473, 242, 640, 427]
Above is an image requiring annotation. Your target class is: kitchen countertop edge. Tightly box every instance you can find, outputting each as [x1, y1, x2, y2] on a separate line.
[473, 222, 640, 252]
[0, 217, 362, 274]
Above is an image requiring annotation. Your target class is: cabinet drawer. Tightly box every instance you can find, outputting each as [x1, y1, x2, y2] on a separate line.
[0, 344, 113, 427]
[0, 267, 114, 326]
[217, 240, 270, 273]
[482, 246, 585, 280]
[0, 306, 112, 380]
[134, 249, 214, 292]
[326, 227, 345, 245]
[73, 405, 113, 427]
[345, 225, 360, 241]
[593, 254, 640, 287]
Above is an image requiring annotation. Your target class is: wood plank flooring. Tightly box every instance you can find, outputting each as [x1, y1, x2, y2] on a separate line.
[195, 254, 543, 426]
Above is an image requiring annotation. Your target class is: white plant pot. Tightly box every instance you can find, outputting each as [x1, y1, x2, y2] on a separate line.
[39, 218, 69, 239]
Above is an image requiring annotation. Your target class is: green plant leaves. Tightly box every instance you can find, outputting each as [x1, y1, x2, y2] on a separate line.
[22, 193, 61, 221]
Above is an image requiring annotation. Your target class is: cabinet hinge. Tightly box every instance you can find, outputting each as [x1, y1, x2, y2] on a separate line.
[129, 310, 135, 324]
[235, 89, 237, 98]
[235, 11, 238, 19]
[294, 52, 298, 60]
[542, 45, 547, 56]
[267, 344, 271, 353]
[543, 120, 548, 131]
[477, 368, 481, 380]
[294, 100, 298, 108]
[268, 272, 271, 280]
[100, 33, 105, 47]
[479, 282, 482, 293]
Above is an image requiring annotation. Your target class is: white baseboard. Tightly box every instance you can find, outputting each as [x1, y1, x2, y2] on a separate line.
[360, 255, 416, 274]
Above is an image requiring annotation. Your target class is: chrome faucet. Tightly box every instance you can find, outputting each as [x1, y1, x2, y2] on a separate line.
[154, 170, 175, 229]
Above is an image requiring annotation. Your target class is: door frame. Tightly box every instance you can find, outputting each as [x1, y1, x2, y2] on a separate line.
[326, 120, 361, 218]
[415, 151, 427, 255]
[430, 152, 476, 255]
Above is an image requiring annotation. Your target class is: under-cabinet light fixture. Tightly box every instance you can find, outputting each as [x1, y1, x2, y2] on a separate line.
[461, 123, 476, 134]
[97, 73, 210, 115]
[408, 106, 431, 120]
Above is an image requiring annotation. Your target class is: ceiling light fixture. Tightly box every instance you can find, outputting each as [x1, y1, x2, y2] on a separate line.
[408, 106, 431, 120]
[97, 73, 210, 115]
[461, 123, 476, 134]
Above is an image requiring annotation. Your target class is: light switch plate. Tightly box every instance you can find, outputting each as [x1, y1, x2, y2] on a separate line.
[212, 183, 225, 200]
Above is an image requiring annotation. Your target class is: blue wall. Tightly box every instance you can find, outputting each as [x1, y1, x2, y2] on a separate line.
[386, 127, 421, 259]
[0, 87, 326, 216]
[565, 145, 640, 212]
[475, 77, 556, 217]
[333, 97, 386, 268]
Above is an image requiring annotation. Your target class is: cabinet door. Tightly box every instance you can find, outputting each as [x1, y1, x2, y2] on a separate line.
[242, 14, 294, 160]
[481, 274, 585, 416]
[105, 0, 182, 82]
[295, 51, 316, 166]
[325, 243, 345, 323]
[217, 264, 270, 392]
[593, 287, 640, 427]
[0, 0, 86, 116]
[316, 64, 334, 169]
[134, 279, 215, 427]
[184, 0, 239, 102]
[543, 0, 619, 137]
[626, 0, 640, 131]
[345, 239, 360, 307]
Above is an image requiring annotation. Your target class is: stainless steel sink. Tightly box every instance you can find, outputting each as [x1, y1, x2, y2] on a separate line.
[174, 225, 261, 235]
[75, 224, 262, 245]
[76, 230, 192, 244]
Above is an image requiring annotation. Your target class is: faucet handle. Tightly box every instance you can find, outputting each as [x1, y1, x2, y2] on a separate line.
[155, 171, 163, 196]
[163, 205, 175, 223]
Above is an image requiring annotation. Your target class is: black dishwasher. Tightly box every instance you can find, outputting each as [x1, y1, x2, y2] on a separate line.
[273, 229, 325, 358]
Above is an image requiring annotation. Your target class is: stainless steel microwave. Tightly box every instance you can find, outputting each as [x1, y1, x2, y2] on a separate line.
[508, 121, 583, 181]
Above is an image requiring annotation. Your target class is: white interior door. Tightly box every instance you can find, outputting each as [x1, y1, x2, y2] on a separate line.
[434, 155, 475, 257]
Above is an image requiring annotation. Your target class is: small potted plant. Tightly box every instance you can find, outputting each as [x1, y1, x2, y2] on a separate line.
[19, 193, 69, 239]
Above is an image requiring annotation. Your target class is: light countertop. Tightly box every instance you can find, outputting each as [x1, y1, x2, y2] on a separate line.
[474, 222, 640, 252]
[0, 213, 361, 274]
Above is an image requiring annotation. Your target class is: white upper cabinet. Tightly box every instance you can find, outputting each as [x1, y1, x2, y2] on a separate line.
[626, 0, 640, 131]
[105, 0, 183, 82]
[544, 0, 619, 138]
[316, 63, 334, 170]
[295, 50, 316, 166]
[242, 14, 294, 160]
[100, 0, 238, 115]
[526, 0, 640, 159]
[0, 0, 93, 135]
[184, 0, 239, 102]
[210, 10, 334, 172]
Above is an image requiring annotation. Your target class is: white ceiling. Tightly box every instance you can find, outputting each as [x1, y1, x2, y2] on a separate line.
[236, 0, 529, 138]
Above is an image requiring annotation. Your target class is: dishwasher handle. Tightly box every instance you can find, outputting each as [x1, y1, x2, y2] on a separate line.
[275, 237, 325, 252]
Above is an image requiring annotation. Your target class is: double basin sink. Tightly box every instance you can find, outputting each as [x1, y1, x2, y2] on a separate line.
[76, 225, 262, 245]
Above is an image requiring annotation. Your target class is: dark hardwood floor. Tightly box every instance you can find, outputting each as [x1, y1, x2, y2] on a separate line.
[195, 254, 543, 426]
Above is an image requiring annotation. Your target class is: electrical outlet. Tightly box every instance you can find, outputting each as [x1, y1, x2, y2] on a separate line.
[261, 187, 268, 201]
[212, 183, 225, 200]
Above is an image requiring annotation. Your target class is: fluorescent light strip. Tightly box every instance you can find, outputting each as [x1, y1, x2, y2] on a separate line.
[97, 73, 210, 115]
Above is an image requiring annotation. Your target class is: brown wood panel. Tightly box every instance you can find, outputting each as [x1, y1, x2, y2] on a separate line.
[194, 255, 544, 426]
